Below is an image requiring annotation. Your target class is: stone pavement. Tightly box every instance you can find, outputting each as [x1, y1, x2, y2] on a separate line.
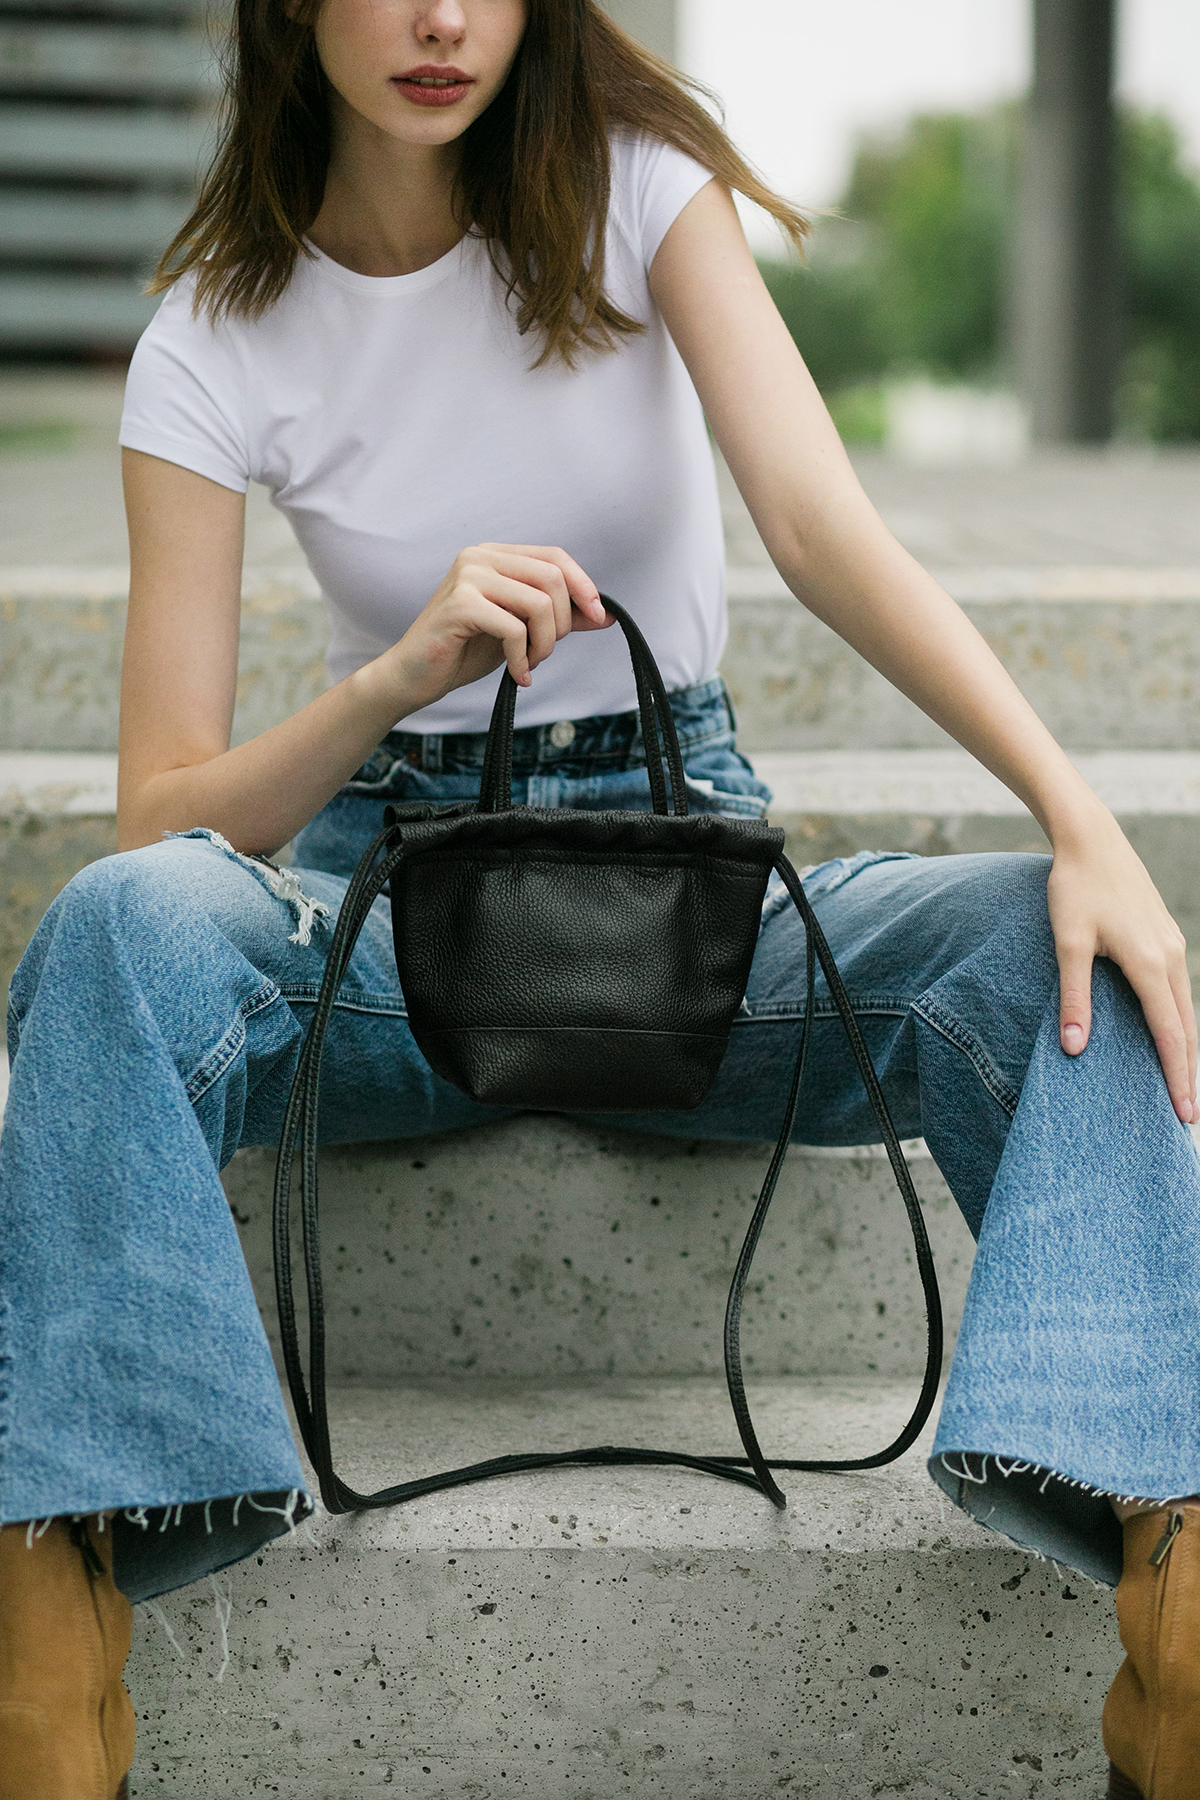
[5, 366, 1200, 569]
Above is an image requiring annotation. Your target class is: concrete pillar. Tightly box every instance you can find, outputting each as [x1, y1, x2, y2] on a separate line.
[599, 0, 678, 62]
[1013, 0, 1119, 443]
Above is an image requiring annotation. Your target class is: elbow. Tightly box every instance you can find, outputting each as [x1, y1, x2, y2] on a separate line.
[116, 809, 165, 854]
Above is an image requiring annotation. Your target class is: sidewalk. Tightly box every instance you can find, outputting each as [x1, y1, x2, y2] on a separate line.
[4, 366, 1200, 570]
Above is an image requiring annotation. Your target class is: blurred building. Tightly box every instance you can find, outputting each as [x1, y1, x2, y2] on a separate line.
[0, 0, 220, 355]
[0, 0, 677, 359]
[603, 0, 676, 61]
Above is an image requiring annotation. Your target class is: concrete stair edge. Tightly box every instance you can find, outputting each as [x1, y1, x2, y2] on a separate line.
[4, 746, 1200, 820]
[8, 561, 1200, 602]
[123, 1378, 1122, 1800]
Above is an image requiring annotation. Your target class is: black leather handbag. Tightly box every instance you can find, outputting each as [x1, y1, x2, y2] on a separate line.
[274, 599, 942, 1515]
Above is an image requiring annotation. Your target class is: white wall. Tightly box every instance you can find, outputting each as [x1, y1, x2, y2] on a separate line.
[680, 0, 1200, 247]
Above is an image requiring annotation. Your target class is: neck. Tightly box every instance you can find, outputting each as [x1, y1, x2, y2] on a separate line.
[308, 98, 465, 278]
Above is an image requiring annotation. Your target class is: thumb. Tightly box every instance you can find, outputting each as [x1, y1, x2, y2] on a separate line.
[1058, 939, 1094, 1056]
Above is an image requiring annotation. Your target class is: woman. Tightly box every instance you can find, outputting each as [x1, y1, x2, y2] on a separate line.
[1, 1, 1197, 1795]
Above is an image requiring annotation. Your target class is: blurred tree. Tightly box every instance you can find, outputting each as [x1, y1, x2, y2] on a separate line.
[1120, 112, 1200, 439]
[760, 105, 1200, 441]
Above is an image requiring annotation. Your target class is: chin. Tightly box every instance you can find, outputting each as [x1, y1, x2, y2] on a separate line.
[366, 93, 486, 146]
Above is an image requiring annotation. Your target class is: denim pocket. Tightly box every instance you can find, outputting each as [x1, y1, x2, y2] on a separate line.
[760, 850, 922, 926]
[682, 743, 774, 819]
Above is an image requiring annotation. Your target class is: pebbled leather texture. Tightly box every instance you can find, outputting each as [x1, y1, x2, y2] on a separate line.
[389, 806, 781, 1110]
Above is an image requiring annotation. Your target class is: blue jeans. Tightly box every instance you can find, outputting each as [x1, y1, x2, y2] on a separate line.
[3, 677, 1198, 1601]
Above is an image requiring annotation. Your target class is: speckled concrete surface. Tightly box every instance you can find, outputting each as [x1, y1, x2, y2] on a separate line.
[9, 565, 1200, 755]
[125, 1380, 1121, 1799]
[226, 1118, 974, 1383]
[725, 572, 1200, 753]
[0, 566, 325, 753]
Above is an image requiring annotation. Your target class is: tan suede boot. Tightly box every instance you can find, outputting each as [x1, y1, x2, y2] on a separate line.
[1103, 1506, 1200, 1799]
[0, 1516, 135, 1800]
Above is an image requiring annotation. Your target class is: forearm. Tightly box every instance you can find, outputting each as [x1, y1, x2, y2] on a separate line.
[118, 654, 412, 855]
[118, 537, 607, 855]
[772, 507, 1109, 849]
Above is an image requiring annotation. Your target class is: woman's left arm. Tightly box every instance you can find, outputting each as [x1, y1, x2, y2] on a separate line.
[650, 180, 1197, 1124]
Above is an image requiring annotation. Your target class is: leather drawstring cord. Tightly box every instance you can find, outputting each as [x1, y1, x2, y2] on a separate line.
[272, 824, 943, 1517]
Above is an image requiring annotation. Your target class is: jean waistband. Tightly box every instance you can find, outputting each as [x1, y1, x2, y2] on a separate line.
[356, 675, 735, 781]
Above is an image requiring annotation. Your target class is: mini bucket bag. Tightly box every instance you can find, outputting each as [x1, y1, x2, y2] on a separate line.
[274, 600, 943, 1515]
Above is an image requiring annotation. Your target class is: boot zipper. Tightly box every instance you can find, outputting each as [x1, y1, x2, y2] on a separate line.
[69, 1516, 106, 1578]
[1148, 1509, 1184, 1567]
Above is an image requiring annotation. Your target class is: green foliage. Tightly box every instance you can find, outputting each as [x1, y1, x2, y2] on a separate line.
[757, 255, 886, 394]
[760, 104, 1200, 441]
[840, 109, 1015, 380]
[1119, 112, 1200, 438]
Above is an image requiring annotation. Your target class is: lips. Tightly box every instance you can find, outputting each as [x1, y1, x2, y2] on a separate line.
[392, 65, 475, 107]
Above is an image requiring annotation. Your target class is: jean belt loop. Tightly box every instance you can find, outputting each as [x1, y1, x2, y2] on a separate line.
[720, 676, 739, 737]
[422, 733, 443, 775]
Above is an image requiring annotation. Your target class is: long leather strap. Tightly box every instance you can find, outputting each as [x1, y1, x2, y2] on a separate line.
[273, 827, 944, 1515]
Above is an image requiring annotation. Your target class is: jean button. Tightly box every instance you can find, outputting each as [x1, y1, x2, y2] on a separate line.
[548, 720, 576, 749]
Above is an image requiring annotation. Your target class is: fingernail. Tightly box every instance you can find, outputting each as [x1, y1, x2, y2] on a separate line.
[1062, 1024, 1084, 1054]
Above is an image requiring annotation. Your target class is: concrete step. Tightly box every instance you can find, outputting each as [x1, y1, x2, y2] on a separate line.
[725, 563, 1200, 752]
[225, 1118, 975, 1384]
[752, 746, 1200, 980]
[125, 1376, 1121, 1798]
[4, 563, 1200, 753]
[0, 566, 325, 754]
[4, 745, 1199, 991]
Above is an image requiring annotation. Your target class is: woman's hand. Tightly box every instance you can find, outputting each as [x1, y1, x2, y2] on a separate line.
[378, 542, 611, 712]
[1048, 802, 1197, 1123]
[119, 452, 613, 855]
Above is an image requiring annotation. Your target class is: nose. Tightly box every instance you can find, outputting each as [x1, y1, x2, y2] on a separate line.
[413, 0, 467, 46]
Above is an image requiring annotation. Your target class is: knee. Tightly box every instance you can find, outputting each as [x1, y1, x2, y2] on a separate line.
[959, 852, 1055, 969]
[14, 837, 240, 1003]
[51, 836, 221, 927]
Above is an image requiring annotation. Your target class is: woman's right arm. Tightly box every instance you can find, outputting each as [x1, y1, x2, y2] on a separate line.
[117, 451, 607, 856]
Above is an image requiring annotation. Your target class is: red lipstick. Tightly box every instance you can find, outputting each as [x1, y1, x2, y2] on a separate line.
[391, 63, 475, 107]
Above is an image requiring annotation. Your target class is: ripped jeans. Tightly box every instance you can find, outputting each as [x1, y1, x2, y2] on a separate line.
[2, 675, 1199, 1601]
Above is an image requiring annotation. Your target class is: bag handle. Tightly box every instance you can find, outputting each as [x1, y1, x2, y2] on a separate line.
[478, 597, 689, 817]
[273, 829, 943, 1516]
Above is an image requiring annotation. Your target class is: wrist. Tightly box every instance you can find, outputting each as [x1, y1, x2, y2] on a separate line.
[349, 647, 426, 734]
[1043, 785, 1120, 856]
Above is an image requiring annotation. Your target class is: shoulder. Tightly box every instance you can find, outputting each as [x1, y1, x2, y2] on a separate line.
[120, 272, 253, 493]
[128, 270, 252, 385]
[607, 129, 717, 271]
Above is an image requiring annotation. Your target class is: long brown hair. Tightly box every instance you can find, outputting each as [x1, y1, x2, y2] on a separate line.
[153, 0, 809, 365]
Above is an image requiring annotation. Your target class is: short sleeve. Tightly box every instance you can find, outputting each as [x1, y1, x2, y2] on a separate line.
[610, 132, 715, 271]
[119, 278, 251, 493]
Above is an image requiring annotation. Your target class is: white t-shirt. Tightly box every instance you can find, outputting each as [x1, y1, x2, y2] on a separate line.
[119, 133, 722, 735]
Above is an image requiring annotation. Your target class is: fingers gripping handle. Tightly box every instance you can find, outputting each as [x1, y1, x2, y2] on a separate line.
[478, 597, 689, 817]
